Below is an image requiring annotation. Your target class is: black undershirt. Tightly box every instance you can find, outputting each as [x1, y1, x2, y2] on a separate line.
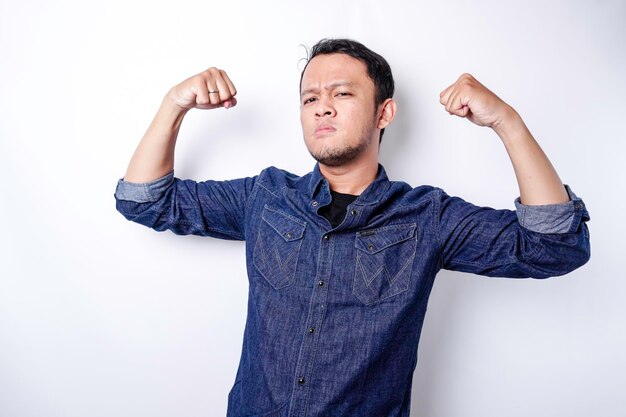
[318, 190, 358, 228]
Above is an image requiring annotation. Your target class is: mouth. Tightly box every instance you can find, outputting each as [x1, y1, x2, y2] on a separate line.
[314, 125, 336, 135]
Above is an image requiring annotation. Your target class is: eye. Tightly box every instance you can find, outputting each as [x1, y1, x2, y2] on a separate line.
[303, 97, 317, 105]
[336, 92, 351, 97]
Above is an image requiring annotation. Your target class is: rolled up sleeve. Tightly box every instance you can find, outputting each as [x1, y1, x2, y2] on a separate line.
[514, 185, 591, 234]
[114, 172, 175, 203]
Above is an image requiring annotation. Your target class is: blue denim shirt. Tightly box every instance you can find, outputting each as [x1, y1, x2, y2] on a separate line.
[114, 164, 590, 417]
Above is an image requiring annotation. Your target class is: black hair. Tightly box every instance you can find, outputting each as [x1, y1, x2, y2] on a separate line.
[300, 38, 395, 142]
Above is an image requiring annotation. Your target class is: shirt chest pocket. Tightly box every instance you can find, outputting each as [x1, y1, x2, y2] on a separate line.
[353, 223, 417, 305]
[253, 206, 306, 290]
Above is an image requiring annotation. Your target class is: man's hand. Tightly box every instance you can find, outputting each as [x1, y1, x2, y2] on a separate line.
[167, 67, 238, 111]
[439, 73, 514, 130]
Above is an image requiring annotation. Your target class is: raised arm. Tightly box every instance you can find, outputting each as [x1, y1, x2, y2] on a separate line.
[123, 68, 238, 183]
[438, 73, 569, 206]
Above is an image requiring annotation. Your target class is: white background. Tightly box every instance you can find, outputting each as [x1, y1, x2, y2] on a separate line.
[1, 1, 625, 416]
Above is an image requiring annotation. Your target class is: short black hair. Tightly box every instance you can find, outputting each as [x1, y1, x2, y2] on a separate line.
[300, 38, 395, 143]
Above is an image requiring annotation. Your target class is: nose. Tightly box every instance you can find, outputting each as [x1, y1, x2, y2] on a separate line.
[315, 96, 336, 118]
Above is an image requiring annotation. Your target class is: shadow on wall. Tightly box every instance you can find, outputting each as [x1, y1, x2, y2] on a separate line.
[410, 270, 467, 416]
[378, 88, 420, 173]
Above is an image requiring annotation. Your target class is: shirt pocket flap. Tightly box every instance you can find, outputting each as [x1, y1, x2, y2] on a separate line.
[355, 223, 417, 254]
[261, 206, 306, 242]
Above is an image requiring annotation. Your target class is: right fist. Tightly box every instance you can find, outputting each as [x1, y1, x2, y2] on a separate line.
[168, 67, 237, 111]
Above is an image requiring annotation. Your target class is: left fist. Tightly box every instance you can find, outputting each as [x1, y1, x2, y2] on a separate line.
[439, 73, 513, 129]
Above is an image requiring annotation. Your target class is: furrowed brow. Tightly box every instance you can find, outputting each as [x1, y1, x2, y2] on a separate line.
[300, 81, 356, 98]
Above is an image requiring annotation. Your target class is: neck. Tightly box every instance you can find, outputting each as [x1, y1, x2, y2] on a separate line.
[318, 159, 379, 195]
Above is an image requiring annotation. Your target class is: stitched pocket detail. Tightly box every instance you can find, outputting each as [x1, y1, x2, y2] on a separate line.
[353, 223, 417, 305]
[253, 206, 306, 290]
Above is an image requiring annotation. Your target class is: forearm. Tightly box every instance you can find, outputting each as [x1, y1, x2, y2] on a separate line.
[494, 107, 569, 206]
[123, 93, 188, 183]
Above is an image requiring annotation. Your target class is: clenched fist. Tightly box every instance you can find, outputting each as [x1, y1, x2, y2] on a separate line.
[167, 67, 238, 111]
[439, 73, 514, 130]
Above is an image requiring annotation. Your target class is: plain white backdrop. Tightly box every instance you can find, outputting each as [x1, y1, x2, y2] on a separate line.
[1, 0, 625, 416]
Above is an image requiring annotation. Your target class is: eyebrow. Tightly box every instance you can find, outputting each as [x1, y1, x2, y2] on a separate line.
[300, 81, 356, 98]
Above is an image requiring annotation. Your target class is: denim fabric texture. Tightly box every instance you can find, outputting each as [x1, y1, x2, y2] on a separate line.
[114, 164, 591, 417]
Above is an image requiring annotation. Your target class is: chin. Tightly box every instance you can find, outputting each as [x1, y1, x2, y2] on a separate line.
[309, 143, 367, 167]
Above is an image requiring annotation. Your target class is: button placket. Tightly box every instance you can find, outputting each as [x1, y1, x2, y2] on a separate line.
[289, 230, 333, 415]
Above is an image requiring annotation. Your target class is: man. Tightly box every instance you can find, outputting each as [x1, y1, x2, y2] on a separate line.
[115, 38, 590, 417]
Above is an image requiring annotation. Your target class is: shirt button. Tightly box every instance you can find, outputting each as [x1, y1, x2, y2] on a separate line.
[298, 377, 305, 384]
[350, 209, 357, 216]
[312, 201, 318, 207]
[308, 327, 315, 334]
[318, 280, 324, 287]
[368, 244, 375, 251]
[285, 232, 292, 239]
[323, 235, 329, 241]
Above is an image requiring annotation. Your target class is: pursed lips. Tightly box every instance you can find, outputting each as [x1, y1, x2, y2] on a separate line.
[314, 124, 336, 135]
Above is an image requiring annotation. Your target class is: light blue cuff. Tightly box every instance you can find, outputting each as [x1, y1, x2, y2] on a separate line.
[114, 171, 174, 203]
[514, 185, 590, 234]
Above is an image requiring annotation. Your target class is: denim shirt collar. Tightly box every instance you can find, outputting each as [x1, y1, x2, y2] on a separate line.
[307, 162, 392, 206]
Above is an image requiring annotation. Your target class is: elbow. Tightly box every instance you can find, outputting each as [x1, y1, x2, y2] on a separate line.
[564, 222, 591, 274]
[114, 196, 161, 229]
[571, 223, 591, 271]
[532, 222, 591, 279]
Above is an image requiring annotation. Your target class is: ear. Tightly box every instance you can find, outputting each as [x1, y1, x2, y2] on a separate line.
[377, 98, 396, 130]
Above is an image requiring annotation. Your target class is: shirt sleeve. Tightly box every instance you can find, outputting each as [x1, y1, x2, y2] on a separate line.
[114, 171, 175, 203]
[437, 184, 591, 278]
[114, 171, 258, 241]
[513, 185, 586, 233]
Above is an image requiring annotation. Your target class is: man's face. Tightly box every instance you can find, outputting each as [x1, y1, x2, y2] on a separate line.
[300, 53, 379, 167]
